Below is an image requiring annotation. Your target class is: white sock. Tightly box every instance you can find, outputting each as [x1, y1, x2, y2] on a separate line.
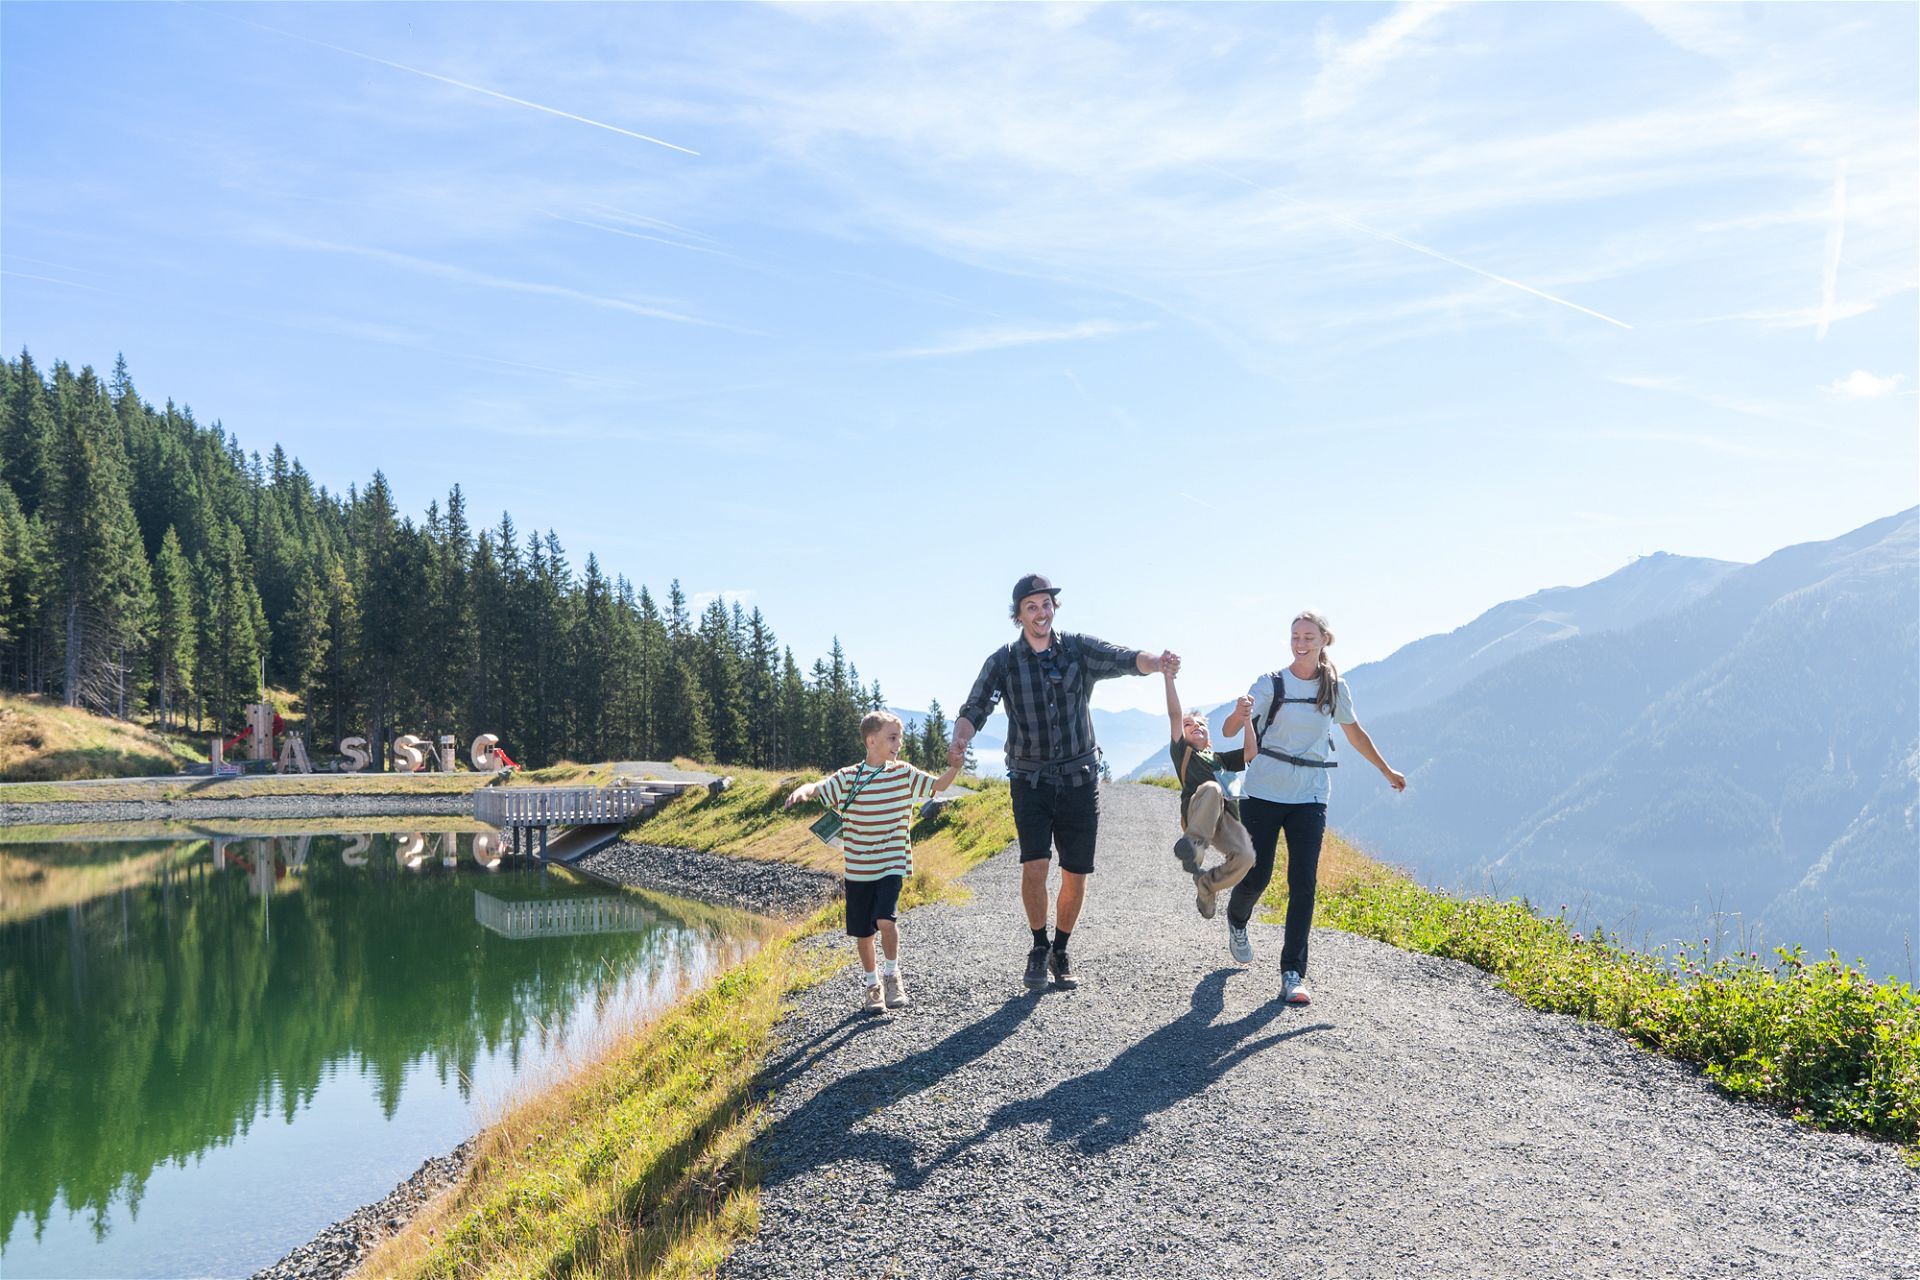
[862, 969, 878, 987]
[880, 958, 900, 978]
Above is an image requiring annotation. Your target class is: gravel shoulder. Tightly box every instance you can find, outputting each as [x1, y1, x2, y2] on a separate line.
[571, 840, 841, 917]
[249, 1145, 472, 1280]
[721, 782, 1919, 1280]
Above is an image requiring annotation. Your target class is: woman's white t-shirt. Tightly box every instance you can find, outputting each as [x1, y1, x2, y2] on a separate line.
[1242, 668, 1357, 806]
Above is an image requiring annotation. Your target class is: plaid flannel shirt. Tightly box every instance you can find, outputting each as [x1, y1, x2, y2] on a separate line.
[957, 632, 1144, 784]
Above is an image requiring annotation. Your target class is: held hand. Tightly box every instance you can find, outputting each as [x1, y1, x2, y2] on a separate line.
[1235, 694, 1255, 718]
[1383, 768, 1407, 793]
[947, 740, 967, 769]
[1160, 650, 1181, 676]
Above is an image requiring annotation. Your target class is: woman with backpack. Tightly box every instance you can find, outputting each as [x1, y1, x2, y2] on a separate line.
[1218, 609, 1405, 1006]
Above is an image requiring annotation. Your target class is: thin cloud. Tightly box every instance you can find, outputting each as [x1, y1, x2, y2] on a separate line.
[1305, 2, 1457, 119]
[270, 233, 724, 328]
[892, 319, 1152, 359]
[189, 4, 699, 155]
[0, 270, 111, 294]
[1203, 162, 1634, 331]
[1825, 370, 1905, 399]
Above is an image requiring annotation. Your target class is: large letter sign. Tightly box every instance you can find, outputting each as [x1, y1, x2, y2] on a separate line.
[339, 737, 371, 772]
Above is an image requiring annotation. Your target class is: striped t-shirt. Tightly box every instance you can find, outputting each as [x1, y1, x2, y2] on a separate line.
[814, 760, 940, 881]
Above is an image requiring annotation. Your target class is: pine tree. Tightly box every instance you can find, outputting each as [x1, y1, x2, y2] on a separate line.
[44, 364, 152, 713]
[150, 527, 195, 729]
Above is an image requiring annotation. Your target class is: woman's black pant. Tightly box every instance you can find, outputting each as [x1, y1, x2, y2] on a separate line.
[1225, 796, 1328, 977]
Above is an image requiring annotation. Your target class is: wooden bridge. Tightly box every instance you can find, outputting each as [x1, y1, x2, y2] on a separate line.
[475, 777, 724, 863]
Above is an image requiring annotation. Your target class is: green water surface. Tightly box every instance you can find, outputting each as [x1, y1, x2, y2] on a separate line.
[0, 829, 765, 1279]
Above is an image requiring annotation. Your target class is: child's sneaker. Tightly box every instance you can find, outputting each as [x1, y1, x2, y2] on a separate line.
[1194, 874, 1218, 920]
[1172, 835, 1203, 876]
[1282, 971, 1312, 1005]
[862, 983, 886, 1016]
[882, 974, 911, 1009]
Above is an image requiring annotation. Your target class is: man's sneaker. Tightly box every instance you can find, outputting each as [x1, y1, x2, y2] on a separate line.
[862, 983, 886, 1016]
[1228, 924, 1254, 964]
[1023, 944, 1051, 990]
[1173, 835, 1203, 876]
[1049, 948, 1080, 989]
[1194, 874, 1218, 920]
[1282, 971, 1312, 1005]
[882, 974, 911, 1010]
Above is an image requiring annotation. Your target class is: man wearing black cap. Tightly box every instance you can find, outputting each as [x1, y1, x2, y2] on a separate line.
[950, 573, 1178, 990]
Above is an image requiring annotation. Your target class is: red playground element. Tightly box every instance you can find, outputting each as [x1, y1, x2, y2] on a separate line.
[494, 746, 520, 771]
[223, 713, 287, 754]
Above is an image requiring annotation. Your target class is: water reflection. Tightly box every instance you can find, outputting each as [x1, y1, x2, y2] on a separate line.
[0, 829, 767, 1278]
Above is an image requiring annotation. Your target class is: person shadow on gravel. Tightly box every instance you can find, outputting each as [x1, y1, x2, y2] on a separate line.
[752, 994, 1042, 1192]
[932, 970, 1330, 1163]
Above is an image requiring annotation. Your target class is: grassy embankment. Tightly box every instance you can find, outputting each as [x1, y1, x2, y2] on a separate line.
[357, 765, 1016, 1280]
[0, 692, 208, 781]
[1261, 833, 1920, 1158]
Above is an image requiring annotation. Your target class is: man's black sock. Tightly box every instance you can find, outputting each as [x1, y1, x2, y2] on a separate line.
[1032, 927, 1050, 950]
[1052, 928, 1071, 953]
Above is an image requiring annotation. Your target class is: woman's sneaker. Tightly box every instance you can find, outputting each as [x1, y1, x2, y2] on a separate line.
[1228, 924, 1254, 964]
[863, 983, 886, 1016]
[1282, 971, 1312, 1005]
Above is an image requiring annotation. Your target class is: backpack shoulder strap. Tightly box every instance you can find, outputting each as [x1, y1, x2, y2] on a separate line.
[1177, 743, 1194, 786]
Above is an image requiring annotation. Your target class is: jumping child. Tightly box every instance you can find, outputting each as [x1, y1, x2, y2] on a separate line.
[1164, 669, 1258, 919]
[786, 711, 961, 1015]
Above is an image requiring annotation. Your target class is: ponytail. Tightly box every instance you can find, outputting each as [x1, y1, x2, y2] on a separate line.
[1293, 610, 1338, 715]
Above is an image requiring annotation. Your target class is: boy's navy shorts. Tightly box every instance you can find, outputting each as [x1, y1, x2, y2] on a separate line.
[844, 873, 904, 938]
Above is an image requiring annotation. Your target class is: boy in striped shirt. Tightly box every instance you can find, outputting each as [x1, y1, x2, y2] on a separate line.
[785, 711, 961, 1015]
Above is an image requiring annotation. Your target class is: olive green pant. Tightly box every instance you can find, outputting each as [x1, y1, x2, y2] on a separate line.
[1185, 781, 1255, 894]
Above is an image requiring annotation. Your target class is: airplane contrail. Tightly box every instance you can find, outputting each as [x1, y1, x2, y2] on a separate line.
[1202, 161, 1632, 331]
[186, 3, 698, 156]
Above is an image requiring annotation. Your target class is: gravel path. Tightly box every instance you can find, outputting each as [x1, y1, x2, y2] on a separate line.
[572, 841, 841, 917]
[722, 783, 1918, 1280]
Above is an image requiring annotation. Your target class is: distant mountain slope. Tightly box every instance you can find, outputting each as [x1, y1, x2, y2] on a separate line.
[892, 705, 1166, 780]
[1337, 509, 1918, 980]
[1343, 551, 1742, 723]
[1120, 550, 1741, 781]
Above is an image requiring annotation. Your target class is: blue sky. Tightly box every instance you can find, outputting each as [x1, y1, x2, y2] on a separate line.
[3, 2, 1914, 715]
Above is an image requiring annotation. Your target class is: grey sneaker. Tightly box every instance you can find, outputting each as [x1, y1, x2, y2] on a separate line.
[1228, 924, 1254, 964]
[1194, 873, 1218, 920]
[882, 974, 910, 1009]
[1049, 947, 1079, 989]
[1283, 971, 1312, 1005]
[1023, 944, 1051, 990]
[862, 983, 886, 1016]
[1173, 834, 1203, 876]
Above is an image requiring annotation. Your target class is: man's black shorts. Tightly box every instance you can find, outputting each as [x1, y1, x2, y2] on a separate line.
[844, 874, 904, 938]
[1011, 777, 1099, 874]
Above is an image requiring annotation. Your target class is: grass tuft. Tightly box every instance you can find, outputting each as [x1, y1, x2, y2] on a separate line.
[1263, 840, 1920, 1153]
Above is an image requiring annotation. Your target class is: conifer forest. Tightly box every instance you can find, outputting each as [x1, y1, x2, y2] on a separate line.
[0, 351, 950, 771]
